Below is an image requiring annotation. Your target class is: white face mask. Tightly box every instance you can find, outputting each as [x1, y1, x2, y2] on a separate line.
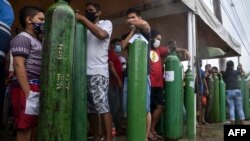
[153, 39, 160, 48]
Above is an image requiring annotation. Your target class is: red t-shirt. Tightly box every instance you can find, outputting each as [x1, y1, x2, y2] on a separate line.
[150, 46, 170, 87]
[108, 50, 123, 85]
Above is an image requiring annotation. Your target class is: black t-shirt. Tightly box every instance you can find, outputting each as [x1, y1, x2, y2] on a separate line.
[222, 70, 240, 90]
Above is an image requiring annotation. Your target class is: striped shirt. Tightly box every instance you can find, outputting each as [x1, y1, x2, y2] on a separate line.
[10, 32, 42, 80]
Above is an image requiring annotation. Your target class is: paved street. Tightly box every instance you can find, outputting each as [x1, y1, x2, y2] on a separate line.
[1, 120, 249, 141]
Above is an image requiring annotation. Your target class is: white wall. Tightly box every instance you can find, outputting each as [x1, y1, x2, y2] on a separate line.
[201, 0, 250, 72]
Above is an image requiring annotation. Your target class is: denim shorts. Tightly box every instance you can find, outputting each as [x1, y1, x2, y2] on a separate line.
[226, 89, 245, 121]
[123, 75, 151, 113]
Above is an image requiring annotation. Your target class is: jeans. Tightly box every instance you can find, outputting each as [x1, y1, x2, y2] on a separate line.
[226, 89, 245, 121]
[123, 75, 151, 113]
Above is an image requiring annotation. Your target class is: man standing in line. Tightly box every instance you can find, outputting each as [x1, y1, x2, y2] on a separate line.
[121, 8, 151, 141]
[10, 6, 45, 141]
[108, 38, 123, 135]
[76, 2, 113, 141]
[222, 61, 245, 125]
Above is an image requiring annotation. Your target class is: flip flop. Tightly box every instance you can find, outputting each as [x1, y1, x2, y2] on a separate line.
[154, 134, 164, 140]
[148, 136, 158, 141]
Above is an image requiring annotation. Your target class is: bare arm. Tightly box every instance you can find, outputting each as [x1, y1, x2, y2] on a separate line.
[129, 19, 150, 33]
[239, 63, 245, 76]
[203, 78, 209, 95]
[176, 48, 190, 60]
[76, 13, 109, 40]
[121, 19, 150, 49]
[13, 56, 30, 97]
[121, 28, 136, 50]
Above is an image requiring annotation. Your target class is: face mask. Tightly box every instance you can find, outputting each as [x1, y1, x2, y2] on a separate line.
[33, 22, 44, 34]
[85, 11, 97, 22]
[114, 45, 122, 53]
[129, 24, 135, 29]
[153, 39, 160, 48]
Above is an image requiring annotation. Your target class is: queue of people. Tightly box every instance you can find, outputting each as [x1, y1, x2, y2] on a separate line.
[0, 1, 248, 141]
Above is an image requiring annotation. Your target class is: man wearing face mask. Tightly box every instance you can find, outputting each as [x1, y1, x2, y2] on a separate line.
[108, 38, 123, 135]
[120, 7, 152, 141]
[149, 29, 190, 140]
[76, 2, 113, 141]
[9, 6, 45, 141]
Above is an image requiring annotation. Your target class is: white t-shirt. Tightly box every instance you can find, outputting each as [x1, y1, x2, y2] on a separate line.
[87, 20, 112, 77]
[119, 56, 127, 71]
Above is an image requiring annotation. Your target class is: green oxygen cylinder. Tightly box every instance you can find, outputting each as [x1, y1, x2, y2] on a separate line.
[179, 63, 184, 136]
[71, 22, 87, 141]
[219, 73, 226, 122]
[244, 78, 250, 120]
[235, 75, 242, 124]
[184, 66, 195, 138]
[127, 38, 148, 141]
[213, 74, 220, 122]
[164, 44, 183, 140]
[240, 76, 245, 120]
[207, 75, 214, 123]
[37, 1, 75, 141]
[243, 79, 250, 120]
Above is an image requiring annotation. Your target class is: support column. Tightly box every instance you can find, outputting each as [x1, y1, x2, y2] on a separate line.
[187, 11, 196, 135]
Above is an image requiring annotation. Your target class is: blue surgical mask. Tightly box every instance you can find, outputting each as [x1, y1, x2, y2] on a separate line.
[114, 45, 122, 53]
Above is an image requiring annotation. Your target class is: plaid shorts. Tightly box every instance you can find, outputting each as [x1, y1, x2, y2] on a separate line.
[87, 75, 110, 114]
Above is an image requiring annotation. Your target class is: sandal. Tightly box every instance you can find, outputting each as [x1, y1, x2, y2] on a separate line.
[202, 121, 209, 125]
[148, 136, 158, 141]
[154, 134, 163, 140]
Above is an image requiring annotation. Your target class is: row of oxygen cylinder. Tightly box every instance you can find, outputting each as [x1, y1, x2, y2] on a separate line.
[34, 1, 250, 141]
[157, 59, 250, 140]
[237, 76, 250, 121]
[206, 73, 227, 123]
[206, 73, 250, 123]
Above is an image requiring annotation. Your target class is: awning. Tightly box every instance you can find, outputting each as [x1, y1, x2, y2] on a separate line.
[108, 0, 241, 59]
[10, 0, 241, 59]
[189, 0, 241, 57]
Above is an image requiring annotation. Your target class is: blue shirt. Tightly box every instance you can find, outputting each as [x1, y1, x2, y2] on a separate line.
[198, 68, 205, 94]
[0, 0, 14, 34]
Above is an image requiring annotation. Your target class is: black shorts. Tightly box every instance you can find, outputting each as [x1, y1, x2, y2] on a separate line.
[150, 87, 164, 110]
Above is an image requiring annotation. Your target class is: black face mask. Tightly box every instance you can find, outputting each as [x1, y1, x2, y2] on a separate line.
[85, 11, 97, 22]
[32, 22, 44, 35]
